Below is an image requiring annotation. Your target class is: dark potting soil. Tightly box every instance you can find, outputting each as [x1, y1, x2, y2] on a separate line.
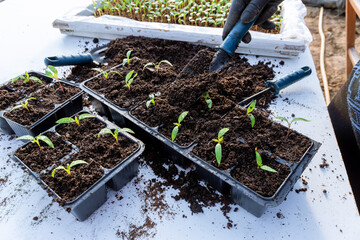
[56, 117, 138, 169]
[0, 74, 49, 111]
[40, 157, 104, 202]
[15, 132, 72, 173]
[4, 84, 80, 126]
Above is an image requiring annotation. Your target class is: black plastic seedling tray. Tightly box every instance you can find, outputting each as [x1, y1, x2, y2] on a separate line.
[11, 112, 145, 221]
[0, 71, 53, 135]
[3, 80, 83, 137]
[80, 76, 321, 217]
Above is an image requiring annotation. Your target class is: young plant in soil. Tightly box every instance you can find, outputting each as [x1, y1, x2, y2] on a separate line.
[9, 97, 37, 112]
[51, 160, 89, 178]
[143, 60, 173, 73]
[123, 50, 133, 67]
[146, 94, 155, 108]
[56, 113, 95, 127]
[246, 100, 256, 128]
[212, 128, 229, 165]
[255, 148, 277, 173]
[45, 65, 65, 94]
[98, 127, 135, 152]
[274, 116, 310, 141]
[12, 72, 42, 84]
[17, 134, 54, 151]
[92, 68, 122, 80]
[124, 70, 137, 90]
[172, 111, 188, 142]
[203, 92, 212, 109]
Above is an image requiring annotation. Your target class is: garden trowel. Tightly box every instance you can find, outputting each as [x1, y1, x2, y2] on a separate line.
[44, 45, 108, 66]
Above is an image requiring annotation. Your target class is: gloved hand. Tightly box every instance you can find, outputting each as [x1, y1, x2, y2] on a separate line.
[222, 0, 283, 43]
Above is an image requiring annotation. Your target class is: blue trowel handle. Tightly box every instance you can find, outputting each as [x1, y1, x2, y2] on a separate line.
[266, 66, 312, 95]
[44, 54, 93, 66]
[220, 16, 258, 56]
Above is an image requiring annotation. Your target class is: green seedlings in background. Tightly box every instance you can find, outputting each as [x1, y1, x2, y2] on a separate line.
[10, 97, 37, 112]
[146, 94, 155, 108]
[45, 65, 65, 94]
[212, 128, 229, 165]
[203, 92, 212, 109]
[56, 113, 95, 127]
[92, 68, 122, 80]
[98, 127, 135, 151]
[12, 72, 43, 84]
[123, 50, 133, 67]
[172, 111, 188, 142]
[274, 116, 310, 141]
[16, 134, 54, 151]
[143, 60, 173, 73]
[255, 147, 277, 173]
[246, 100, 256, 128]
[125, 70, 137, 90]
[51, 160, 88, 178]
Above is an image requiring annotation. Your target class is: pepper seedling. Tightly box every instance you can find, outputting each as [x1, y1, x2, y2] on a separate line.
[123, 50, 133, 67]
[10, 97, 37, 112]
[246, 100, 256, 128]
[125, 70, 137, 90]
[12, 72, 42, 84]
[255, 148, 277, 173]
[51, 160, 88, 178]
[91, 68, 122, 80]
[16, 134, 54, 151]
[98, 127, 135, 151]
[146, 94, 155, 108]
[56, 113, 95, 127]
[45, 65, 65, 94]
[143, 60, 173, 73]
[203, 92, 212, 109]
[274, 116, 310, 141]
[172, 111, 188, 142]
[212, 128, 229, 165]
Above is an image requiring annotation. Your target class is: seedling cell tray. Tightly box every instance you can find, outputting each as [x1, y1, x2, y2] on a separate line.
[0, 71, 53, 135]
[11, 112, 145, 221]
[80, 74, 321, 216]
[3, 80, 83, 137]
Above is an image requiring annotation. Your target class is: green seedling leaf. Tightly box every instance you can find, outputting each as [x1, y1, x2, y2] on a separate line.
[215, 143, 222, 165]
[255, 148, 277, 173]
[291, 118, 310, 125]
[56, 117, 76, 124]
[218, 128, 229, 139]
[143, 62, 155, 70]
[78, 113, 95, 121]
[274, 116, 310, 140]
[47, 65, 58, 75]
[246, 100, 256, 128]
[260, 165, 277, 173]
[146, 94, 155, 108]
[16, 135, 35, 141]
[178, 111, 188, 123]
[117, 127, 135, 134]
[98, 128, 113, 137]
[69, 160, 89, 168]
[52, 160, 88, 178]
[52, 166, 66, 178]
[37, 135, 54, 148]
[172, 126, 179, 142]
[248, 113, 255, 128]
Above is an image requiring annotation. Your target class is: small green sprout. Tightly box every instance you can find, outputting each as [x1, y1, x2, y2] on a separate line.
[172, 111, 188, 142]
[92, 68, 122, 80]
[143, 60, 173, 73]
[51, 160, 89, 178]
[16, 134, 54, 151]
[45, 65, 65, 94]
[255, 148, 277, 173]
[246, 100, 256, 128]
[12, 72, 42, 84]
[203, 92, 212, 109]
[125, 70, 137, 90]
[212, 128, 229, 165]
[274, 116, 310, 141]
[10, 97, 37, 112]
[98, 127, 135, 151]
[56, 113, 95, 127]
[146, 94, 155, 108]
[123, 50, 133, 67]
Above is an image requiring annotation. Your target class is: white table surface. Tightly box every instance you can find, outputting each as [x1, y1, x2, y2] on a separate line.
[0, 0, 359, 239]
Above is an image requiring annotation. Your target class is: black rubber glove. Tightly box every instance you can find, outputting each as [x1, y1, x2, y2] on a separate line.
[222, 0, 283, 43]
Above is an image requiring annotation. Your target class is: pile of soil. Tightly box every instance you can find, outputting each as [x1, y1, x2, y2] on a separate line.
[14, 132, 72, 173]
[0, 73, 50, 111]
[40, 157, 104, 202]
[4, 83, 80, 126]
